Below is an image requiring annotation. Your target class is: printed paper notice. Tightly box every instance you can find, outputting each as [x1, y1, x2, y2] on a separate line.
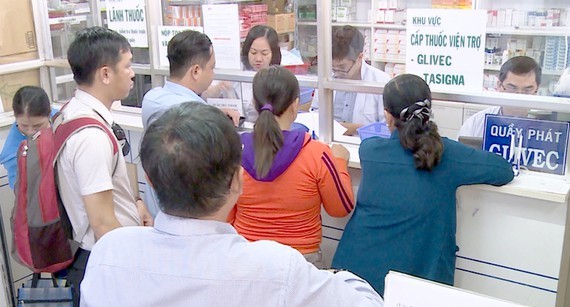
[207, 98, 243, 117]
[406, 9, 486, 93]
[158, 26, 203, 68]
[106, 0, 148, 47]
[202, 4, 241, 70]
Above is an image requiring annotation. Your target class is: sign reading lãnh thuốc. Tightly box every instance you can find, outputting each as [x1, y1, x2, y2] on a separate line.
[106, 0, 148, 48]
[483, 115, 570, 175]
[406, 9, 486, 93]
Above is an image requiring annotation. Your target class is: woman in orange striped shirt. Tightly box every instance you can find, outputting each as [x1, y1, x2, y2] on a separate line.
[228, 66, 354, 268]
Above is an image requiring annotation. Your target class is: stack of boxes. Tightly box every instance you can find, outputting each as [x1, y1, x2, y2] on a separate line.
[543, 37, 568, 72]
[263, 0, 295, 34]
[164, 4, 202, 26]
[384, 62, 405, 78]
[487, 8, 568, 28]
[376, 0, 406, 25]
[332, 0, 357, 22]
[297, 4, 316, 21]
[239, 4, 268, 38]
[363, 29, 371, 62]
[431, 0, 472, 9]
[373, 29, 406, 63]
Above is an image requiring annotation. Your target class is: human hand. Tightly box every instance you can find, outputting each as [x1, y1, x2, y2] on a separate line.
[331, 144, 350, 161]
[340, 122, 362, 136]
[136, 198, 154, 227]
[223, 108, 241, 127]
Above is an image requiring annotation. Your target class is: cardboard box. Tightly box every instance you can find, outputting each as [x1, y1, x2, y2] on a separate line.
[262, 0, 285, 14]
[0, 0, 37, 58]
[0, 70, 41, 112]
[266, 13, 295, 34]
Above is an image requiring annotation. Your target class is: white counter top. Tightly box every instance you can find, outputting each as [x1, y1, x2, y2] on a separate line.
[2, 107, 568, 204]
[336, 140, 570, 204]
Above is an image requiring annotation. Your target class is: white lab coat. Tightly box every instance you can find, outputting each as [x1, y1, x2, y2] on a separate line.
[312, 61, 391, 124]
[457, 106, 502, 138]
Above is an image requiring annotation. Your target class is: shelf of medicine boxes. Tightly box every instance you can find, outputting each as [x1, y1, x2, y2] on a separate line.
[167, 0, 256, 5]
[297, 21, 406, 30]
[49, 14, 88, 26]
[486, 26, 570, 37]
[484, 64, 564, 76]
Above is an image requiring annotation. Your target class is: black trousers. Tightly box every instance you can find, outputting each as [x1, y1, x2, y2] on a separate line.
[65, 248, 90, 307]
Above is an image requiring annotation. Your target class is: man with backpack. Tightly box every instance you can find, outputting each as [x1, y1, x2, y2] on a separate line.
[57, 26, 153, 306]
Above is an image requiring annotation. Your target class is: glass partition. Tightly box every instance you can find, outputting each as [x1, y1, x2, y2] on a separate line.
[317, 0, 570, 144]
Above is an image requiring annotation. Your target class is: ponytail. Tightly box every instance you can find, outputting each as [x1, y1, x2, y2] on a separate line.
[396, 100, 443, 171]
[253, 104, 284, 178]
[251, 66, 300, 178]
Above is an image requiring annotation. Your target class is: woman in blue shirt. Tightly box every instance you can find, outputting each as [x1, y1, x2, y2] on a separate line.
[0, 86, 53, 190]
[331, 74, 514, 296]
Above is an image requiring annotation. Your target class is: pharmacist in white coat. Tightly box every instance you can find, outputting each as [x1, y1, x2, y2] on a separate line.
[312, 25, 391, 135]
[458, 56, 542, 138]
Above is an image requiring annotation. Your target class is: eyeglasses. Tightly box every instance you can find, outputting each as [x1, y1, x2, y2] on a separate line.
[332, 60, 356, 77]
[500, 83, 537, 95]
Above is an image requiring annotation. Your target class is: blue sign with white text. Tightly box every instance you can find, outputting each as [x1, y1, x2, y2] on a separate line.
[483, 114, 570, 175]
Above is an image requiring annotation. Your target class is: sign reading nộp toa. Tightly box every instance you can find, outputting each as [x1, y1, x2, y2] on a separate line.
[106, 0, 148, 48]
[158, 26, 203, 68]
[406, 9, 486, 93]
[483, 114, 570, 175]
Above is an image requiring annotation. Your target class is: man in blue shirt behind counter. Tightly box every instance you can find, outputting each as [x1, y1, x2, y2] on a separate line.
[81, 102, 384, 307]
[141, 30, 239, 216]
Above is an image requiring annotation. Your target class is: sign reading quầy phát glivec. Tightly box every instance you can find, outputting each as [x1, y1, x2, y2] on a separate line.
[406, 9, 486, 94]
[483, 114, 570, 175]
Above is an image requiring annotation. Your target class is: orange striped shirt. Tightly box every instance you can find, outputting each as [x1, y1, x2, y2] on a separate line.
[229, 134, 354, 254]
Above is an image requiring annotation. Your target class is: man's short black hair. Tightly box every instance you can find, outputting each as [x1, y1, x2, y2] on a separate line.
[67, 26, 131, 86]
[140, 102, 242, 218]
[167, 30, 213, 79]
[332, 25, 364, 61]
[499, 56, 542, 87]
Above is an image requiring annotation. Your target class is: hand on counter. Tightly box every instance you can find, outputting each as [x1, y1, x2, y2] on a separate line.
[340, 122, 363, 136]
[331, 144, 350, 162]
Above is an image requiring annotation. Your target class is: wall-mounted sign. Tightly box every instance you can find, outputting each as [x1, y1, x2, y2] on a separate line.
[483, 114, 570, 175]
[106, 0, 148, 48]
[157, 26, 203, 68]
[406, 9, 486, 93]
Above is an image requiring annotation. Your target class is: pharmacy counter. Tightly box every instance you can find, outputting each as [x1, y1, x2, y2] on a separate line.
[2, 108, 569, 307]
[323, 141, 570, 307]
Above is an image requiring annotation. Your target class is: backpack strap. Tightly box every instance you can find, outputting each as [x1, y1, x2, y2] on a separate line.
[53, 117, 119, 157]
[52, 116, 120, 244]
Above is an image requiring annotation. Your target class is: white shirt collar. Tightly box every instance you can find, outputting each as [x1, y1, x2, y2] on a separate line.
[154, 211, 237, 236]
[73, 89, 115, 126]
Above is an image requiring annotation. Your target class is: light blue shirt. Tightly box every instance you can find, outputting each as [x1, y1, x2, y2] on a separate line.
[141, 81, 205, 216]
[141, 81, 205, 128]
[0, 109, 58, 190]
[81, 212, 384, 307]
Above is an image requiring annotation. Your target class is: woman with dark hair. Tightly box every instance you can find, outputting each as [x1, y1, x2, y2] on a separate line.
[202, 25, 282, 122]
[241, 25, 281, 71]
[0, 86, 55, 189]
[332, 74, 514, 295]
[229, 66, 354, 268]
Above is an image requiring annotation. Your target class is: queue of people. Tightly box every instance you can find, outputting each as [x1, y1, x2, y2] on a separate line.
[4, 23, 555, 307]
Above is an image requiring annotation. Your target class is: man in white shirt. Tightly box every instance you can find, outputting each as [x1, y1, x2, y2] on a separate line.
[81, 102, 384, 307]
[458, 56, 542, 138]
[312, 25, 391, 135]
[58, 27, 152, 306]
